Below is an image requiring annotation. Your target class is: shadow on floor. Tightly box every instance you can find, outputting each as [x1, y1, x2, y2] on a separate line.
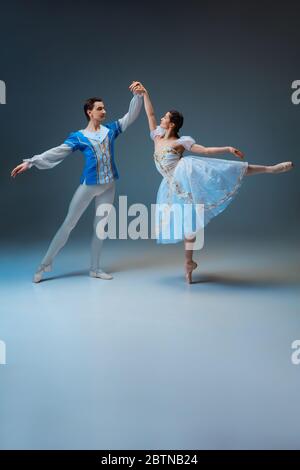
[40, 269, 88, 282]
[38, 264, 300, 289]
[106, 255, 180, 273]
[156, 270, 300, 290]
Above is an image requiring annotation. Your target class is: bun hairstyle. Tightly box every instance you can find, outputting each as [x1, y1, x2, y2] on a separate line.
[168, 109, 184, 138]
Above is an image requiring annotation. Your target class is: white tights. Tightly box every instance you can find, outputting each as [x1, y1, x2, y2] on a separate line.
[40, 181, 115, 271]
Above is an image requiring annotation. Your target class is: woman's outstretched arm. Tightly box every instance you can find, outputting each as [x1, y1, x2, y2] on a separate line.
[190, 143, 244, 159]
[142, 90, 157, 132]
[129, 82, 157, 131]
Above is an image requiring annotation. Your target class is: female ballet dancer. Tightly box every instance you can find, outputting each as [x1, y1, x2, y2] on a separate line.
[129, 81, 294, 283]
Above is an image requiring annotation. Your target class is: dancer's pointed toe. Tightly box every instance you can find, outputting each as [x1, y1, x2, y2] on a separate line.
[272, 161, 294, 174]
[185, 261, 198, 284]
[32, 264, 52, 283]
[33, 272, 43, 283]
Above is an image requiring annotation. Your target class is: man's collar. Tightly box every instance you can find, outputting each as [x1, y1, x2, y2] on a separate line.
[80, 125, 109, 143]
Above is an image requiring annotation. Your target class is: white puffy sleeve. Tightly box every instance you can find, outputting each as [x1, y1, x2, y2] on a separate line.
[177, 136, 196, 151]
[150, 126, 166, 140]
[118, 94, 143, 132]
[23, 133, 80, 170]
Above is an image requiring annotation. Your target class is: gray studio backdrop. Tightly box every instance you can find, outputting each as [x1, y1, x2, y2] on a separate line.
[1, 0, 299, 244]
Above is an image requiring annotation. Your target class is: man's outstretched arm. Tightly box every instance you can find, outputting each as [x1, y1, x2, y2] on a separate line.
[22, 143, 74, 170]
[118, 84, 144, 132]
[11, 133, 79, 177]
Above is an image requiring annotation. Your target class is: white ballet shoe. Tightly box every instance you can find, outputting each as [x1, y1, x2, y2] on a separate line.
[33, 264, 52, 283]
[271, 161, 294, 174]
[89, 270, 113, 280]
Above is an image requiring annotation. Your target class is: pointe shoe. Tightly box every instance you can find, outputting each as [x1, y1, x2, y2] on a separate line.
[33, 263, 52, 283]
[89, 270, 113, 280]
[185, 261, 198, 284]
[271, 161, 294, 174]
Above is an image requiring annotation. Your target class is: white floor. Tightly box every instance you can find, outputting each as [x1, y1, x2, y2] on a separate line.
[0, 237, 300, 449]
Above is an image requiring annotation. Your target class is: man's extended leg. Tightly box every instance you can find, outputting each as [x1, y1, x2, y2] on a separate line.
[34, 183, 98, 282]
[90, 182, 115, 280]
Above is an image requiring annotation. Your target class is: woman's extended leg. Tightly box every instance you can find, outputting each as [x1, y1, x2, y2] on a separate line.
[34, 183, 97, 282]
[246, 161, 293, 176]
[90, 182, 116, 280]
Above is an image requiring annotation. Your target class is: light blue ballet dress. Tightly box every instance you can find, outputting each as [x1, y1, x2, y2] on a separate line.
[151, 126, 248, 244]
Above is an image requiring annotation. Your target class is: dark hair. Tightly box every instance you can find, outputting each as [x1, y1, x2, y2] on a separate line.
[169, 109, 184, 138]
[84, 97, 103, 121]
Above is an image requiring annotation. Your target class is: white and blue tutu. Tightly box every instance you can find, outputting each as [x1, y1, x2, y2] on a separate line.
[151, 126, 248, 244]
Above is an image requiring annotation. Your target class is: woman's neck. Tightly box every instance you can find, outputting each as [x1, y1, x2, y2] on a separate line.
[164, 128, 177, 140]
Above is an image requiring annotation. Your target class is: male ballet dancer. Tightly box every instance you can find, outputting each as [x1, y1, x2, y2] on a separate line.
[11, 81, 144, 282]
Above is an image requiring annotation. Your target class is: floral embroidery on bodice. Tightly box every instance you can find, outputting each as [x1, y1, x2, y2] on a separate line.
[153, 146, 182, 179]
[153, 146, 193, 204]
